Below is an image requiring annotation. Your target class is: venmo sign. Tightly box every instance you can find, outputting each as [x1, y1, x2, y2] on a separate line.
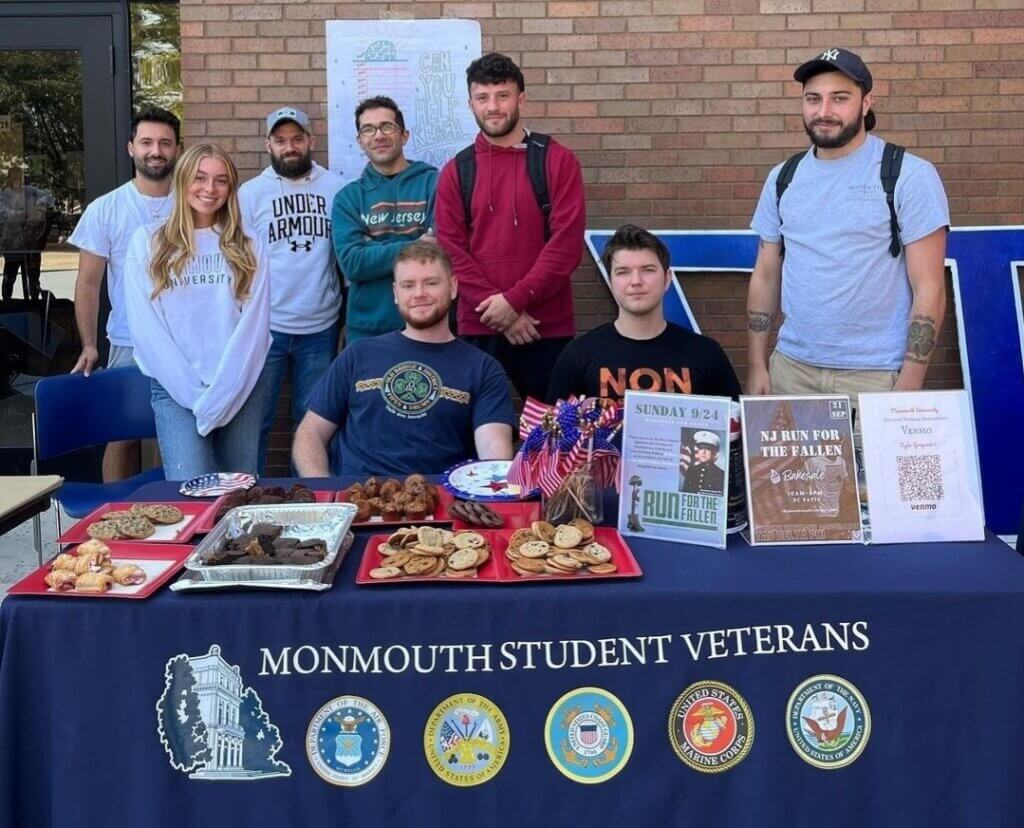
[585, 227, 1024, 534]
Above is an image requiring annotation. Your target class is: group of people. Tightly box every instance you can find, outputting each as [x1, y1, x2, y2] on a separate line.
[69, 47, 949, 481]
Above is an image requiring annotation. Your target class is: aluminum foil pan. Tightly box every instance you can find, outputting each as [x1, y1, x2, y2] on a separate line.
[186, 502, 357, 583]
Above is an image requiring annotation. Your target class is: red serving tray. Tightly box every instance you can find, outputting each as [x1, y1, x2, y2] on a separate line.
[492, 527, 644, 583]
[337, 488, 455, 526]
[193, 490, 334, 534]
[450, 500, 542, 531]
[356, 530, 502, 584]
[7, 542, 194, 599]
[58, 501, 215, 545]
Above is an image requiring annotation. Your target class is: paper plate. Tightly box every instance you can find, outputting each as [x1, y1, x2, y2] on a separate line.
[441, 460, 539, 502]
[179, 473, 256, 497]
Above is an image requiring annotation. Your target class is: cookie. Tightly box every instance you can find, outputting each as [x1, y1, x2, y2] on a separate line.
[133, 503, 184, 524]
[568, 518, 595, 542]
[531, 521, 557, 543]
[553, 525, 584, 549]
[587, 563, 618, 575]
[508, 528, 537, 550]
[519, 540, 551, 559]
[445, 566, 478, 578]
[453, 531, 486, 550]
[581, 542, 612, 564]
[447, 548, 479, 571]
[86, 521, 123, 541]
[115, 516, 156, 539]
[512, 558, 547, 575]
[370, 566, 402, 579]
[403, 556, 436, 576]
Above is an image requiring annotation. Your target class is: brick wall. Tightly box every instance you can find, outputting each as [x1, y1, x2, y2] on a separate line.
[180, 1, 1022, 472]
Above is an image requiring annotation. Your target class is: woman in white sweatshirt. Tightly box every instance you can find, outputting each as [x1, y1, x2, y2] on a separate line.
[125, 143, 271, 479]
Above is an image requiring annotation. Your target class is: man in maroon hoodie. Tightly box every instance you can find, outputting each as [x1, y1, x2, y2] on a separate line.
[436, 52, 586, 402]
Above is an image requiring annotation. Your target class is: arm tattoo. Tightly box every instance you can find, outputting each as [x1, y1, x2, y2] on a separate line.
[748, 311, 773, 332]
[905, 314, 937, 363]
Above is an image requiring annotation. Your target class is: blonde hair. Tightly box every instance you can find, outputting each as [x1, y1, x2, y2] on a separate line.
[148, 143, 257, 301]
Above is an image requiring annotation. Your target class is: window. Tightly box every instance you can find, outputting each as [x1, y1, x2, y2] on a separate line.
[130, 1, 181, 121]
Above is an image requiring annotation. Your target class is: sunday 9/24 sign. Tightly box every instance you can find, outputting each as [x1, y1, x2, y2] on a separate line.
[585, 226, 1024, 535]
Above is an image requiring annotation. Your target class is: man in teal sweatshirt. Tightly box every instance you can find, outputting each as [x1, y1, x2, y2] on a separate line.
[332, 96, 438, 342]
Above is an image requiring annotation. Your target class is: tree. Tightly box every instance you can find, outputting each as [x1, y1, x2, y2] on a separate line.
[155, 655, 210, 772]
[239, 687, 291, 776]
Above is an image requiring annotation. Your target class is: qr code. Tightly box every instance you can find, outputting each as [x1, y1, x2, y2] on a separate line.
[896, 454, 944, 502]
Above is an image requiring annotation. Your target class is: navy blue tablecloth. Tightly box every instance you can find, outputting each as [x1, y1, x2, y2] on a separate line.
[2, 479, 1024, 827]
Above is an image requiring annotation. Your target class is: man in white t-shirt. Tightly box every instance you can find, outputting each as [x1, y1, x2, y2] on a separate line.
[746, 49, 949, 405]
[239, 107, 345, 474]
[69, 107, 181, 480]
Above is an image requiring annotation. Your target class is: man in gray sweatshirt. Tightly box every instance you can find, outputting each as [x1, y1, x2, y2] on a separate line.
[240, 106, 345, 474]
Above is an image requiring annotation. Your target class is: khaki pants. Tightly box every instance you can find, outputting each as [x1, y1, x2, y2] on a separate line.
[769, 350, 899, 431]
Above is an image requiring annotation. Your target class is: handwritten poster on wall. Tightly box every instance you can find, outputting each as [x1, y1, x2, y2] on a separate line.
[326, 19, 481, 184]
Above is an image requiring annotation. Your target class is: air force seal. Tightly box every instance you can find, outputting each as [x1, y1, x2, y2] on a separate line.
[424, 693, 509, 787]
[306, 695, 390, 786]
[787, 674, 870, 769]
[668, 680, 754, 773]
[545, 687, 634, 784]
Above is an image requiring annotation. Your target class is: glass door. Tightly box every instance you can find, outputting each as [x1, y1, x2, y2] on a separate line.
[0, 15, 121, 471]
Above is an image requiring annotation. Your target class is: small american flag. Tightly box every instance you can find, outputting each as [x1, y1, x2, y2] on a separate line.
[179, 473, 256, 497]
[578, 723, 600, 747]
[440, 720, 460, 752]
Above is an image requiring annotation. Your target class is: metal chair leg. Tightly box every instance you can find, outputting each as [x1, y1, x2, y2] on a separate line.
[33, 513, 43, 565]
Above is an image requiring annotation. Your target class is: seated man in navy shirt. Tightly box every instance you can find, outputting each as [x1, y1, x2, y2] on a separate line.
[293, 239, 515, 476]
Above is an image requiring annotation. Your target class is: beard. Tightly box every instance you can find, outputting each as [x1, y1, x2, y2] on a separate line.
[401, 300, 451, 330]
[134, 154, 175, 181]
[270, 149, 313, 178]
[475, 107, 521, 140]
[803, 111, 863, 150]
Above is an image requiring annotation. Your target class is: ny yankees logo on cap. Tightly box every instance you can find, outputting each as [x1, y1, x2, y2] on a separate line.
[820, 48, 840, 61]
[289, 240, 313, 252]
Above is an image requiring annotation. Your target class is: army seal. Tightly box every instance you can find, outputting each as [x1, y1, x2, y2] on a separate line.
[423, 693, 509, 786]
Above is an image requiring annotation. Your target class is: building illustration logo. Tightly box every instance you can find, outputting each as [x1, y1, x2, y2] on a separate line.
[156, 644, 291, 780]
[306, 695, 390, 786]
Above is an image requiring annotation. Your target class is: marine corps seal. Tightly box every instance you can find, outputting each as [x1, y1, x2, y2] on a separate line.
[306, 695, 390, 786]
[786, 674, 870, 769]
[668, 680, 754, 773]
[544, 687, 634, 784]
[423, 693, 509, 787]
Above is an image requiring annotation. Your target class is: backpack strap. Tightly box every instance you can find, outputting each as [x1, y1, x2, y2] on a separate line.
[881, 142, 906, 258]
[525, 132, 552, 240]
[775, 150, 807, 259]
[454, 144, 476, 230]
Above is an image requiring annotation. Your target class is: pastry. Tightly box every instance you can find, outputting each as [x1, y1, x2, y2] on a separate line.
[44, 570, 77, 592]
[110, 564, 147, 586]
[74, 572, 113, 593]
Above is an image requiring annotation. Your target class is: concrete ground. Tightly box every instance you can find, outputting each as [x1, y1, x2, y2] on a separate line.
[0, 501, 67, 597]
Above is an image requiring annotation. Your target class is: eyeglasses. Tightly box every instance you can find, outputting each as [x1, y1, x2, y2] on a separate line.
[358, 121, 400, 137]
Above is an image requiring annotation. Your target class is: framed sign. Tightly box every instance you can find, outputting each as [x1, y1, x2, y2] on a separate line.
[741, 395, 863, 545]
[619, 391, 731, 549]
[859, 390, 984, 544]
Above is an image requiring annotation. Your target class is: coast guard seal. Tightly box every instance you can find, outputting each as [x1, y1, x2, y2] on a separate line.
[544, 687, 634, 784]
[423, 693, 509, 786]
[787, 674, 870, 769]
[306, 695, 390, 786]
[668, 680, 754, 773]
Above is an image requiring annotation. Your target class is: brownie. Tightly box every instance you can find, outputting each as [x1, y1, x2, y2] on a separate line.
[250, 523, 283, 539]
[274, 537, 300, 549]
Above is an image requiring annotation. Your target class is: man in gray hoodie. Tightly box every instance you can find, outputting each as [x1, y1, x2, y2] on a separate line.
[332, 96, 438, 343]
[239, 106, 345, 474]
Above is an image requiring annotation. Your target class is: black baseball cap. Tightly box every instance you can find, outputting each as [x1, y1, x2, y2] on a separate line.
[794, 48, 873, 93]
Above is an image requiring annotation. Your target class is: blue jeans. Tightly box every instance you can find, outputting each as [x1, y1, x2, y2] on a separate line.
[151, 372, 268, 481]
[258, 322, 340, 474]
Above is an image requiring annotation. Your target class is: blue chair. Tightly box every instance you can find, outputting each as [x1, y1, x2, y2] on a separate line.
[33, 366, 164, 556]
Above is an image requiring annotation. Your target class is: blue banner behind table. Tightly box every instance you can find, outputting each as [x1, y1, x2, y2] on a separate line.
[3, 484, 1024, 826]
[585, 226, 1024, 534]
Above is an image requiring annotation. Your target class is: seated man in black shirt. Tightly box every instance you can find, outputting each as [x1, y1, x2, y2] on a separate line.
[547, 224, 741, 403]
